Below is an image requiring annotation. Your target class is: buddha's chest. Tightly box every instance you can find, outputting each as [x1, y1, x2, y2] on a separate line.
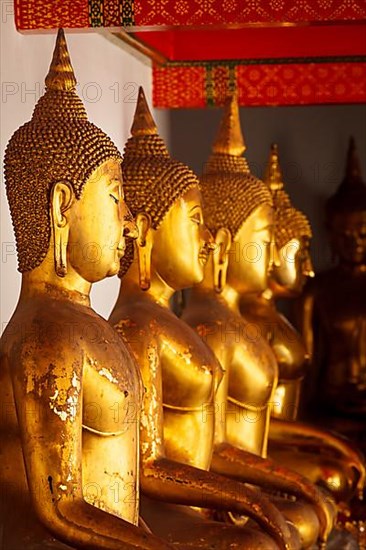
[82, 338, 141, 436]
[156, 317, 218, 410]
[270, 315, 307, 378]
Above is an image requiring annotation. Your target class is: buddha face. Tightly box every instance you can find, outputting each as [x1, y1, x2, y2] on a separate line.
[227, 204, 275, 294]
[67, 159, 136, 282]
[151, 186, 213, 290]
[269, 237, 313, 297]
[329, 210, 366, 265]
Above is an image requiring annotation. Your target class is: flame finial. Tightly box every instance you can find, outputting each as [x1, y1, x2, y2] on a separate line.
[131, 87, 158, 137]
[264, 143, 284, 191]
[212, 93, 246, 157]
[45, 29, 77, 91]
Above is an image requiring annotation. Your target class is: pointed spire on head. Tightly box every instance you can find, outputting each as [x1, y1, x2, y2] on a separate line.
[344, 136, 363, 186]
[212, 92, 246, 157]
[264, 143, 284, 192]
[5, 29, 123, 273]
[45, 29, 77, 92]
[131, 87, 158, 137]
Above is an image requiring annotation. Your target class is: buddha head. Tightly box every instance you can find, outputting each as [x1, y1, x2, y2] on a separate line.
[325, 137, 366, 267]
[4, 29, 136, 285]
[199, 94, 274, 296]
[119, 87, 212, 292]
[264, 144, 314, 297]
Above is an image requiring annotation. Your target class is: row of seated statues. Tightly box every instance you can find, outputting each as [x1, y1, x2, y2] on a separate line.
[1, 30, 365, 550]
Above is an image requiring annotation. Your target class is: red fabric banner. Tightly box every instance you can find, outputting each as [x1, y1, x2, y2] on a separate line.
[15, 0, 366, 30]
[153, 61, 366, 107]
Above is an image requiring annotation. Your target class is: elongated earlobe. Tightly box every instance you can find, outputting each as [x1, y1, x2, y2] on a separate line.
[54, 224, 68, 277]
[213, 227, 232, 293]
[135, 212, 152, 291]
[50, 181, 73, 278]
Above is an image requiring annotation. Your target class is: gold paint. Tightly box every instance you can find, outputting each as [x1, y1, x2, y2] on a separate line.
[212, 92, 246, 157]
[119, 85, 199, 279]
[201, 96, 272, 240]
[4, 29, 123, 274]
[183, 95, 337, 548]
[239, 143, 365, 518]
[130, 87, 158, 136]
[264, 144, 312, 250]
[110, 89, 297, 550]
[1, 30, 171, 550]
[44, 28, 77, 91]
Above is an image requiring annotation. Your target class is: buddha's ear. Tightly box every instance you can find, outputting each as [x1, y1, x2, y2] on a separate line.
[50, 181, 74, 227]
[135, 212, 152, 247]
[213, 227, 232, 293]
[216, 227, 232, 264]
[50, 181, 74, 278]
[135, 212, 153, 291]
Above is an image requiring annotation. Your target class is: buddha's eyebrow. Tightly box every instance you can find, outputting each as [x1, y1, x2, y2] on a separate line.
[254, 224, 273, 232]
[189, 205, 201, 213]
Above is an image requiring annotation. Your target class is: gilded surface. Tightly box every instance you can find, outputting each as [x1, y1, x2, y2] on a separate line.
[183, 96, 339, 548]
[110, 88, 299, 550]
[240, 143, 365, 512]
[0, 30, 173, 550]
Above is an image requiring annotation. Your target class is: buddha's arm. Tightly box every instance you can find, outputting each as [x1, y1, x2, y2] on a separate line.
[210, 365, 333, 543]
[211, 441, 334, 544]
[12, 345, 172, 550]
[141, 454, 293, 550]
[270, 418, 365, 497]
[132, 339, 292, 550]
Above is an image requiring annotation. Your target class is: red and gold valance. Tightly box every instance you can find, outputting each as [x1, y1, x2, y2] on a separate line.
[14, 0, 366, 107]
[15, 0, 366, 29]
[153, 60, 366, 107]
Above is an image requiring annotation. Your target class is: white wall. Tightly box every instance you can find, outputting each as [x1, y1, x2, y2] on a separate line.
[0, 14, 169, 331]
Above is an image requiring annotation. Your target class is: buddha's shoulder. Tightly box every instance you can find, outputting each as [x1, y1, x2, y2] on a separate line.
[183, 298, 233, 329]
[111, 299, 177, 340]
[2, 299, 116, 366]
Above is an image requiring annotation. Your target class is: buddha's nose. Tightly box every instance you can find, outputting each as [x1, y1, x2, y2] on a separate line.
[269, 239, 281, 269]
[202, 224, 215, 250]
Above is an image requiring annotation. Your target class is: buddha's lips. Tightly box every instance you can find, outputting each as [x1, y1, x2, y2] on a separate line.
[117, 246, 126, 258]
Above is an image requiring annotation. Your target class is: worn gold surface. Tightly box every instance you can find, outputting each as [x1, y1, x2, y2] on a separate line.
[183, 96, 337, 548]
[0, 30, 173, 550]
[110, 89, 297, 550]
[4, 30, 122, 274]
[240, 143, 365, 505]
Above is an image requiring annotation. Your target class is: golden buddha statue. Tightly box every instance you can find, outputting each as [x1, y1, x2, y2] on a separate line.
[239, 144, 365, 506]
[110, 87, 299, 550]
[296, 137, 366, 445]
[0, 29, 174, 550]
[182, 96, 337, 549]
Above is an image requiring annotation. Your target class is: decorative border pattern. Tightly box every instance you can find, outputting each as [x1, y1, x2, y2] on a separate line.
[153, 59, 366, 107]
[88, 0, 103, 26]
[134, 0, 366, 26]
[14, 0, 133, 28]
[15, 0, 366, 30]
